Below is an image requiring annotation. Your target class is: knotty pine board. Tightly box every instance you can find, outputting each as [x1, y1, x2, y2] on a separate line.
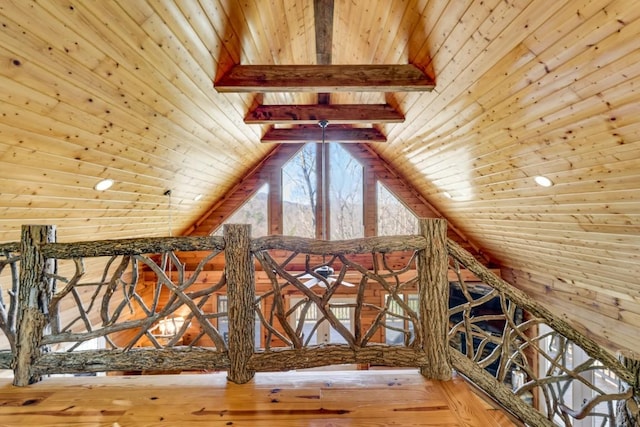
[0, 370, 521, 427]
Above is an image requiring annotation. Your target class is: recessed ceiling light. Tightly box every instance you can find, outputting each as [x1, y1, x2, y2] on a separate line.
[94, 178, 114, 191]
[534, 175, 553, 187]
[194, 194, 203, 201]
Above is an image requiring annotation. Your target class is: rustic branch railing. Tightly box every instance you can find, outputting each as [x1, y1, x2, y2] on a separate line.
[0, 221, 637, 426]
[248, 218, 450, 380]
[0, 242, 20, 366]
[446, 239, 638, 427]
[5, 226, 230, 383]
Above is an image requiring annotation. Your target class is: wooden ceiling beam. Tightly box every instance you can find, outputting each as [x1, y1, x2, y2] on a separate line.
[261, 127, 386, 143]
[214, 64, 434, 93]
[245, 104, 404, 124]
[314, 0, 334, 65]
[314, 0, 334, 104]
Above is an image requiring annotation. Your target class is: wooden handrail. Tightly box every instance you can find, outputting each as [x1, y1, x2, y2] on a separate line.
[251, 234, 428, 254]
[446, 237, 633, 387]
[40, 236, 225, 259]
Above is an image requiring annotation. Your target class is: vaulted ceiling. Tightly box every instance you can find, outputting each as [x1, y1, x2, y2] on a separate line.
[0, 1, 638, 353]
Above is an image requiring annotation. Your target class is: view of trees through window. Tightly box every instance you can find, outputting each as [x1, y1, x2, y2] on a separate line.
[212, 144, 419, 240]
[211, 183, 268, 237]
[329, 144, 363, 239]
[282, 144, 317, 237]
[282, 143, 364, 239]
[377, 183, 418, 235]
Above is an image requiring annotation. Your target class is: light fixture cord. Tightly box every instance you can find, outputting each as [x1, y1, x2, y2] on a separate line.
[164, 189, 173, 289]
[319, 120, 328, 241]
[165, 189, 173, 237]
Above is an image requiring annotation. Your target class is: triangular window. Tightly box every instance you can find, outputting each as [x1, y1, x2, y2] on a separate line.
[212, 183, 269, 237]
[377, 183, 418, 235]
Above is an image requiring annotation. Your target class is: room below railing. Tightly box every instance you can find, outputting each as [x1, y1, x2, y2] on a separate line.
[0, 219, 637, 427]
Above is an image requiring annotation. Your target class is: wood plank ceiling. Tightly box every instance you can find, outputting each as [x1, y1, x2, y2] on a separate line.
[0, 1, 639, 353]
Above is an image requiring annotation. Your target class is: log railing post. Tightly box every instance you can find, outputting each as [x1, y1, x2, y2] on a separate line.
[616, 350, 640, 427]
[224, 224, 255, 384]
[13, 225, 56, 386]
[417, 218, 451, 380]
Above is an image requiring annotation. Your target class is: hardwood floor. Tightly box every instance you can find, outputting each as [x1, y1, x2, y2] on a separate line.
[0, 370, 522, 426]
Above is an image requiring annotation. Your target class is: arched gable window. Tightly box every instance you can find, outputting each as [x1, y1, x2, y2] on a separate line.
[281, 143, 364, 239]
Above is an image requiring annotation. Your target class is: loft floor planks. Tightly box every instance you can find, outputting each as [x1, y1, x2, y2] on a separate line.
[0, 370, 521, 426]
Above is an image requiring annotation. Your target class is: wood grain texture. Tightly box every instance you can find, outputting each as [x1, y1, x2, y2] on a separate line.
[246, 104, 404, 124]
[314, 0, 334, 66]
[449, 350, 552, 427]
[41, 236, 225, 259]
[417, 219, 451, 380]
[33, 348, 230, 375]
[501, 268, 640, 358]
[0, 370, 521, 427]
[261, 126, 387, 143]
[215, 64, 435, 92]
[252, 234, 427, 254]
[224, 224, 255, 384]
[13, 226, 56, 386]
